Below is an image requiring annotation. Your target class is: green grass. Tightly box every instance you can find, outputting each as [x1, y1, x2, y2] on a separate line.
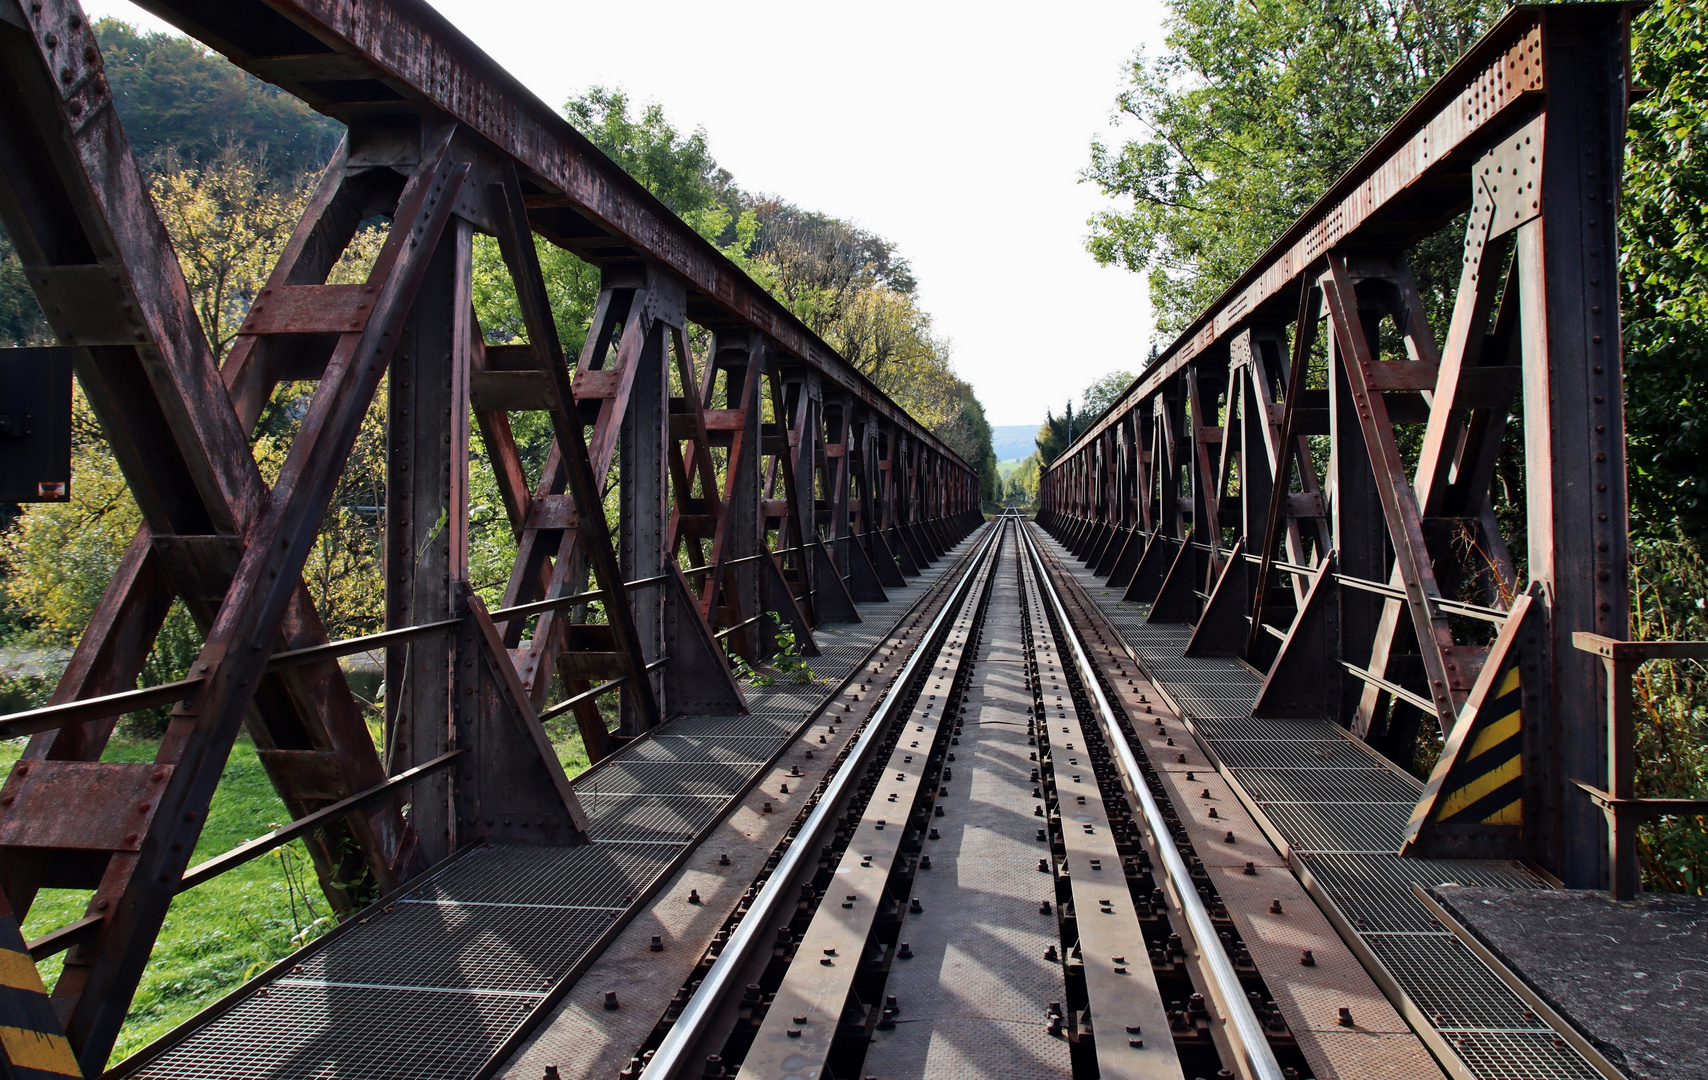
[0, 736, 330, 1066]
[0, 728, 595, 1068]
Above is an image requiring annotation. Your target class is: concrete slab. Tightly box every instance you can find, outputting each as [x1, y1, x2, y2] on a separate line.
[1430, 886, 1708, 1080]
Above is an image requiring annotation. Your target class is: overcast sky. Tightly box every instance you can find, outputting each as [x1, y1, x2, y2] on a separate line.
[88, 0, 1169, 429]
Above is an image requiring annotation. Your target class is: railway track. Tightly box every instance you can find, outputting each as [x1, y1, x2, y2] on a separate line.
[608, 515, 1317, 1080]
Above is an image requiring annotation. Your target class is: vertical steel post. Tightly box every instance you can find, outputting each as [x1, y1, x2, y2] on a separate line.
[1520, 7, 1633, 886]
[619, 305, 668, 733]
[386, 218, 471, 863]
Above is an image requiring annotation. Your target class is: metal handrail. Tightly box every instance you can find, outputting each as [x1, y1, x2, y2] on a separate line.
[640, 519, 1002, 1080]
[1019, 521, 1285, 1080]
[0, 573, 681, 734]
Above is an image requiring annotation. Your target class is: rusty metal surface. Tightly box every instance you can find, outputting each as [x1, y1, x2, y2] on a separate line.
[1035, 534, 1445, 1080]
[495, 558, 970, 1080]
[1042, 533, 1605, 1080]
[862, 529, 1073, 1080]
[734, 528, 999, 1080]
[1036, 6, 1640, 917]
[1049, 8, 1552, 453]
[1018, 544, 1183, 1080]
[124, 0, 969, 467]
[114, 546, 979, 1080]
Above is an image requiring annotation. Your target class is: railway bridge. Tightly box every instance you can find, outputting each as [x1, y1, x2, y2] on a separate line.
[0, 2, 1701, 1080]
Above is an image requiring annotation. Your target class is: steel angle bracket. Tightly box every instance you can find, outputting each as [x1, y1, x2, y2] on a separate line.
[1403, 586, 1545, 859]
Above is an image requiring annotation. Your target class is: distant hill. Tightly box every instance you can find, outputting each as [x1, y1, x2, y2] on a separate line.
[992, 424, 1040, 461]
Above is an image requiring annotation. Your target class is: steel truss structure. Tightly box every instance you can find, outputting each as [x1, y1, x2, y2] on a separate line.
[1039, 4, 1644, 893]
[0, 0, 978, 1070]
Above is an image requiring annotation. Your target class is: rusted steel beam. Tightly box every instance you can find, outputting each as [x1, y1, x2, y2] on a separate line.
[1048, 5, 1556, 456]
[1039, 3, 1638, 890]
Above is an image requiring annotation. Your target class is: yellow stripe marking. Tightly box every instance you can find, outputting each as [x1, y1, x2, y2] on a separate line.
[0, 1026, 81, 1075]
[1494, 666, 1520, 700]
[1438, 754, 1522, 820]
[0, 948, 45, 994]
[1465, 708, 1521, 763]
[1483, 799, 1523, 825]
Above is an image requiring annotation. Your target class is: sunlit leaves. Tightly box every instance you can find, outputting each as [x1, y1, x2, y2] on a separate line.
[1084, 0, 1503, 338]
[1623, 0, 1708, 539]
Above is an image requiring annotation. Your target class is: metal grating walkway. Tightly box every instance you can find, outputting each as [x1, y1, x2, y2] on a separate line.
[1035, 531, 1603, 1080]
[125, 538, 979, 1080]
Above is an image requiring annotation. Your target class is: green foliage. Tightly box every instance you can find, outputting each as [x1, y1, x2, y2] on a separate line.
[0, 737, 333, 1067]
[744, 613, 813, 686]
[1084, 0, 1501, 336]
[1003, 452, 1042, 506]
[1035, 403, 1077, 466]
[150, 150, 312, 357]
[1081, 370, 1137, 421]
[0, 234, 47, 346]
[936, 383, 999, 501]
[1629, 533, 1708, 894]
[95, 18, 339, 178]
[1622, 0, 1708, 540]
[565, 88, 740, 228]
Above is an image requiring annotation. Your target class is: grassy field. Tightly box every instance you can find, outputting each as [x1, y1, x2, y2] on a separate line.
[2, 726, 592, 1068]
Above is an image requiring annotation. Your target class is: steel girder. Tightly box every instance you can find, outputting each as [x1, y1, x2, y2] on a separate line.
[0, 0, 979, 1069]
[1038, 3, 1635, 890]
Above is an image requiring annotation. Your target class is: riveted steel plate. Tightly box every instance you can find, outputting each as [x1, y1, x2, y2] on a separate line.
[1049, 528, 1606, 1080]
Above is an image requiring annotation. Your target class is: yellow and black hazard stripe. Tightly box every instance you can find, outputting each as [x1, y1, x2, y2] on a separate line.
[0, 902, 80, 1079]
[1430, 661, 1524, 826]
[1405, 590, 1540, 854]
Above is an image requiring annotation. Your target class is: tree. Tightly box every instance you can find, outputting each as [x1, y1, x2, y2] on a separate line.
[565, 87, 741, 237]
[1036, 404, 1076, 466]
[96, 18, 339, 178]
[1081, 370, 1137, 420]
[1083, 0, 1503, 336]
[0, 235, 47, 347]
[149, 149, 309, 358]
[1622, 0, 1708, 540]
[1004, 453, 1042, 506]
[466, 88, 998, 535]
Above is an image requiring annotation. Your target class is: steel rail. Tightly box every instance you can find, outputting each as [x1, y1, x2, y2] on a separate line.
[1019, 521, 1286, 1080]
[640, 520, 1002, 1080]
